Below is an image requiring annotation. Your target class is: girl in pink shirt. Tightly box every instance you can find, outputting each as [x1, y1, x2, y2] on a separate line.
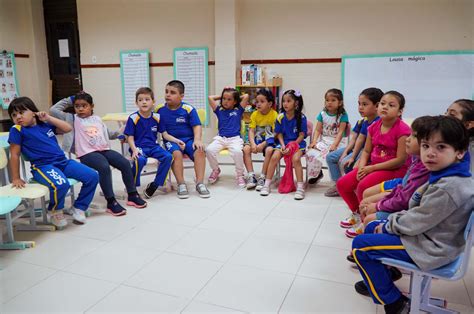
[336, 91, 411, 238]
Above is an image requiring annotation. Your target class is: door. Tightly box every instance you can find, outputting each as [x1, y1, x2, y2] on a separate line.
[43, 0, 82, 104]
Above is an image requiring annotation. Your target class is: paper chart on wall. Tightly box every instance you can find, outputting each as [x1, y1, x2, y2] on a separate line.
[120, 50, 150, 112]
[0, 51, 20, 109]
[173, 47, 209, 125]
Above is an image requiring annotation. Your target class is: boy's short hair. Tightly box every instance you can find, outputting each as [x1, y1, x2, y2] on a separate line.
[411, 116, 434, 135]
[166, 80, 185, 94]
[135, 87, 154, 101]
[416, 115, 469, 152]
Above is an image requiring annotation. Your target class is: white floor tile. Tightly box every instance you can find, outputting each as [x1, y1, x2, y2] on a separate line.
[198, 210, 265, 235]
[64, 241, 160, 283]
[125, 252, 222, 298]
[196, 264, 294, 312]
[220, 192, 282, 216]
[87, 285, 188, 313]
[142, 203, 216, 227]
[2, 271, 116, 312]
[446, 302, 474, 314]
[60, 210, 147, 241]
[253, 217, 321, 244]
[183, 301, 245, 313]
[0, 259, 56, 304]
[280, 275, 376, 313]
[167, 228, 248, 262]
[0, 233, 105, 270]
[313, 221, 353, 250]
[324, 201, 353, 224]
[270, 200, 328, 222]
[229, 236, 309, 274]
[112, 220, 192, 251]
[298, 245, 361, 285]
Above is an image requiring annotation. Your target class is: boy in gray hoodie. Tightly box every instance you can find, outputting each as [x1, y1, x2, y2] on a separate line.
[351, 115, 473, 314]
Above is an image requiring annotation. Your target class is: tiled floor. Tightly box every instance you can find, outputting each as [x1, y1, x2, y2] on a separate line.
[1, 165, 473, 313]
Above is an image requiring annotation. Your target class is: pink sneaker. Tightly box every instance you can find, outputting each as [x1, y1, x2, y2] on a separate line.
[236, 176, 246, 187]
[208, 168, 221, 184]
[340, 213, 360, 228]
[345, 224, 364, 238]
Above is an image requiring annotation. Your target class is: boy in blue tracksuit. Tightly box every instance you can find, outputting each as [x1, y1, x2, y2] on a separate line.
[124, 87, 175, 199]
[351, 116, 473, 314]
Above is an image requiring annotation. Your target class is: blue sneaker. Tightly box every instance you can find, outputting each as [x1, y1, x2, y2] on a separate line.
[106, 201, 127, 216]
[127, 192, 147, 208]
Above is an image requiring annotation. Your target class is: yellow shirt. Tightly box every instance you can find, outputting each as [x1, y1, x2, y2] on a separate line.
[249, 109, 278, 143]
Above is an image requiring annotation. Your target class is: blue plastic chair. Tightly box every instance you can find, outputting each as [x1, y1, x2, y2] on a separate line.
[380, 210, 474, 314]
[0, 196, 35, 250]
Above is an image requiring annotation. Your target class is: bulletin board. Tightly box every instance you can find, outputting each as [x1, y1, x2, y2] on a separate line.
[120, 50, 150, 112]
[173, 47, 209, 125]
[0, 51, 20, 109]
[342, 50, 474, 125]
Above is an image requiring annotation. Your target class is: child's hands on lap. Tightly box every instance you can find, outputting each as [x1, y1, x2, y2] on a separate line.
[308, 142, 316, 149]
[256, 142, 266, 153]
[357, 165, 374, 180]
[329, 143, 337, 152]
[281, 145, 290, 155]
[250, 143, 257, 153]
[193, 140, 205, 151]
[131, 149, 140, 160]
[343, 156, 355, 168]
[374, 223, 384, 234]
[12, 178, 26, 189]
[177, 140, 185, 151]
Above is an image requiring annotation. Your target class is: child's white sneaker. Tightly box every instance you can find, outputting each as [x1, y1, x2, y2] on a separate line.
[255, 175, 266, 191]
[72, 207, 87, 225]
[294, 188, 305, 200]
[260, 185, 270, 196]
[49, 211, 67, 229]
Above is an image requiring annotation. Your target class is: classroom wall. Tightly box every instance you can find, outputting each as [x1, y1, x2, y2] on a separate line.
[75, 0, 473, 124]
[77, 0, 215, 117]
[0, 0, 49, 119]
[239, 0, 473, 121]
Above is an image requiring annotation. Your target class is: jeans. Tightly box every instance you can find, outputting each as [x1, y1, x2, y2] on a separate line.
[326, 148, 361, 182]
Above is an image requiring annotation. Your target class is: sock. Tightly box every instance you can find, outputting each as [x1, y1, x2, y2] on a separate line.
[264, 179, 271, 187]
[297, 182, 304, 189]
[248, 171, 255, 177]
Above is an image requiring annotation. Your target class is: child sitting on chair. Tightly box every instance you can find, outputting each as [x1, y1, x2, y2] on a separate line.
[8, 97, 99, 228]
[154, 80, 210, 199]
[124, 87, 174, 199]
[206, 87, 249, 187]
[351, 115, 473, 314]
[51, 92, 147, 216]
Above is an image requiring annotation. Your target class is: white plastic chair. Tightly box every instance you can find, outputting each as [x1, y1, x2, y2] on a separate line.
[0, 148, 54, 240]
[380, 210, 474, 314]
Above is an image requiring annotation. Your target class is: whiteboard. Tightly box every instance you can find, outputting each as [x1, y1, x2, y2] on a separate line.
[174, 47, 209, 125]
[120, 50, 150, 112]
[342, 51, 474, 125]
